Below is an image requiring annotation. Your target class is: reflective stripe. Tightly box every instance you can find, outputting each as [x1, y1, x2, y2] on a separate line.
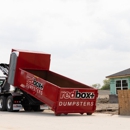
[13, 104, 23, 110]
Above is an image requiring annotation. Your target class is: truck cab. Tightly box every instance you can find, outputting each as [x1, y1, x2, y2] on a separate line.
[0, 63, 10, 93]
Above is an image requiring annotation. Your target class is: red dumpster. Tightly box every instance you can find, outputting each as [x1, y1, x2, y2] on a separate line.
[7, 49, 98, 115]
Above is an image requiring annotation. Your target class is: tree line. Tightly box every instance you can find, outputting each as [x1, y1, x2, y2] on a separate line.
[92, 79, 110, 90]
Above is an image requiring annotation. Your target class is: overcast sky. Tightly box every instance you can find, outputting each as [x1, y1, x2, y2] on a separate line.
[0, 0, 130, 86]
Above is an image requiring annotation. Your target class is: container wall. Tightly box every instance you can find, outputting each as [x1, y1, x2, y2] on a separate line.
[18, 69, 98, 114]
[18, 69, 60, 108]
[26, 70, 93, 89]
[10, 49, 51, 86]
[56, 88, 98, 114]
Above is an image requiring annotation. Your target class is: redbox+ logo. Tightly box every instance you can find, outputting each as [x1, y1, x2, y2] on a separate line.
[60, 91, 95, 99]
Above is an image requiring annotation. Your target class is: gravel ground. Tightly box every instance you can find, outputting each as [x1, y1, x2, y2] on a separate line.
[96, 102, 118, 115]
[96, 94, 118, 115]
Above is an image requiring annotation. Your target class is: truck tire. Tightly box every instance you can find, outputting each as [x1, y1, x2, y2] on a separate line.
[7, 96, 13, 112]
[31, 105, 41, 111]
[87, 113, 92, 115]
[0, 96, 7, 111]
[23, 105, 32, 111]
[55, 113, 61, 116]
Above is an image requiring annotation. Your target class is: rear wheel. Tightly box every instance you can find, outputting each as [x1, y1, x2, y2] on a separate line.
[64, 113, 68, 115]
[55, 113, 61, 116]
[0, 96, 7, 111]
[7, 96, 13, 112]
[80, 113, 84, 115]
[23, 105, 32, 111]
[31, 105, 41, 111]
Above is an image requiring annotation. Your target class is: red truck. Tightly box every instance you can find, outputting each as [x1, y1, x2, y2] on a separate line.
[0, 49, 98, 116]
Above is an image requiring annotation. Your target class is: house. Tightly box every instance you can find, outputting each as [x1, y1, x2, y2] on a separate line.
[106, 68, 130, 103]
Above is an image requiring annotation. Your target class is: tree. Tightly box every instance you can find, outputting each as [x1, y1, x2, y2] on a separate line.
[92, 83, 101, 89]
[101, 79, 110, 90]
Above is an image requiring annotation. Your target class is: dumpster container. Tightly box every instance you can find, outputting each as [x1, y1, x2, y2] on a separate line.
[0, 49, 98, 115]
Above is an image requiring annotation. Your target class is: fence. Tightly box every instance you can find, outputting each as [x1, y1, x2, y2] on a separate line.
[118, 90, 130, 115]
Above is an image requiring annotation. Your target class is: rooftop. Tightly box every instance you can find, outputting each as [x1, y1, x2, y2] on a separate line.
[106, 68, 130, 78]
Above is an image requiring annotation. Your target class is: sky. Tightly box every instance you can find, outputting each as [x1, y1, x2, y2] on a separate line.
[0, 0, 130, 87]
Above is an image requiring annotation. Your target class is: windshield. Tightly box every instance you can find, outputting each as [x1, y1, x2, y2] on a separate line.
[0, 79, 5, 87]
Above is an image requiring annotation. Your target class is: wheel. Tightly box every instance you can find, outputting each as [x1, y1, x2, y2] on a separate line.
[87, 113, 92, 115]
[31, 105, 41, 111]
[23, 105, 32, 111]
[80, 113, 84, 115]
[64, 113, 68, 115]
[0, 96, 7, 111]
[7, 96, 13, 112]
[55, 113, 61, 116]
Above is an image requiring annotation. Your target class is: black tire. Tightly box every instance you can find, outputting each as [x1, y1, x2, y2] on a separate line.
[64, 113, 68, 115]
[55, 113, 61, 116]
[87, 113, 92, 115]
[80, 113, 84, 115]
[31, 105, 42, 111]
[23, 105, 32, 111]
[0, 96, 7, 111]
[7, 96, 13, 112]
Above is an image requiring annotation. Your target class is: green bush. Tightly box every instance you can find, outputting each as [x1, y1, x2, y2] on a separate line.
[100, 79, 110, 90]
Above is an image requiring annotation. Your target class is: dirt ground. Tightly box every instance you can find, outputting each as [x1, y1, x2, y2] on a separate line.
[96, 95, 118, 115]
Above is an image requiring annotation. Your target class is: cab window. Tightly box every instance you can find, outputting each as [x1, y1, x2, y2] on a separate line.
[0, 80, 5, 87]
